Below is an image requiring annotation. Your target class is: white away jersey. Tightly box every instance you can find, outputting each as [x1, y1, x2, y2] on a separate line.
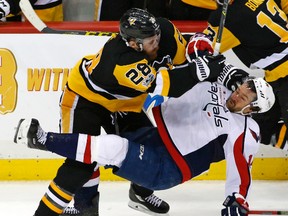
[154, 81, 260, 198]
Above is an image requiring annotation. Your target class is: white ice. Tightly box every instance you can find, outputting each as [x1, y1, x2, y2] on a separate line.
[0, 180, 288, 216]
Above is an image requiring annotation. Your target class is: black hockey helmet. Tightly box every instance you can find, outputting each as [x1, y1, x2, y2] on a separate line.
[119, 8, 160, 42]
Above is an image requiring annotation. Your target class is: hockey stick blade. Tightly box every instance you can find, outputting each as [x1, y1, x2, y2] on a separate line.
[249, 210, 288, 215]
[213, 0, 229, 55]
[19, 0, 115, 36]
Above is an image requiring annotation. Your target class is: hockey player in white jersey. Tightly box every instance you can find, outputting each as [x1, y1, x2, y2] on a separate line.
[15, 77, 275, 216]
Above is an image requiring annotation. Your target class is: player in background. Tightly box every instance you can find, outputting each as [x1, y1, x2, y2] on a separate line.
[15, 77, 276, 216]
[200, 0, 288, 150]
[0, 0, 63, 21]
[94, 0, 213, 21]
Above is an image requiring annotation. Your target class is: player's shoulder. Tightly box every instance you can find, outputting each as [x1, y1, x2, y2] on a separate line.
[232, 114, 260, 132]
[157, 17, 176, 35]
[247, 116, 260, 132]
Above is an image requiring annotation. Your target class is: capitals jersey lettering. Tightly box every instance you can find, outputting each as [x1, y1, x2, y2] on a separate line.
[204, 0, 288, 82]
[67, 18, 189, 112]
[154, 82, 260, 197]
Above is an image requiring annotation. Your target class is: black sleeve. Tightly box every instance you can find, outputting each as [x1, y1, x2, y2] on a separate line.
[7, 0, 20, 15]
[182, 33, 193, 42]
[167, 65, 199, 97]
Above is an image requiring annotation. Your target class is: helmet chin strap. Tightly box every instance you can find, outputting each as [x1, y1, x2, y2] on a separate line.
[136, 43, 143, 52]
[124, 38, 143, 52]
[236, 104, 251, 116]
[136, 38, 144, 52]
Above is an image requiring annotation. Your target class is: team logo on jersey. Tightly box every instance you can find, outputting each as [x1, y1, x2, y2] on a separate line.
[203, 83, 229, 127]
[0, 49, 17, 114]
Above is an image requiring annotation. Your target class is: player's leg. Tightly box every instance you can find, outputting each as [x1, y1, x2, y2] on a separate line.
[60, 90, 111, 216]
[116, 111, 170, 214]
[34, 159, 96, 216]
[15, 119, 182, 214]
[29, 88, 103, 216]
[14, 118, 130, 166]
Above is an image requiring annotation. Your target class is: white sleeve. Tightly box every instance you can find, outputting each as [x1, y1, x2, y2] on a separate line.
[224, 116, 260, 199]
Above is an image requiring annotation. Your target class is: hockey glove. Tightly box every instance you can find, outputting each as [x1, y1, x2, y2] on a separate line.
[190, 54, 226, 82]
[186, 32, 214, 62]
[152, 55, 173, 71]
[143, 93, 168, 113]
[0, 0, 10, 19]
[217, 64, 249, 91]
[221, 193, 249, 216]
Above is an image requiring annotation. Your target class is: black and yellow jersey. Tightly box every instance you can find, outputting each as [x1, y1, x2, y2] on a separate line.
[33, 0, 63, 21]
[204, 0, 288, 82]
[7, 0, 63, 21]
[67, 18, 193, 113]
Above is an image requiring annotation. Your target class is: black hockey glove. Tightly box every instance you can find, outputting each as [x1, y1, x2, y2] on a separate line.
[217, 64, 249, 91]
[189, 54, 226, 82]
[152, 55, 173, 71]
[221, 193, 249, 216]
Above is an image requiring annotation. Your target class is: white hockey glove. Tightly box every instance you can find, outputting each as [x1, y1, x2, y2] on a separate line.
[217, 64, 249, 91]
[152, 55, 173, 71]
[143, 93, 168, 113]
[186, 32, 214, 63]
[0, 0, 10, 19]
[221, 193, 249, 216]
[190, 54, 226, 82]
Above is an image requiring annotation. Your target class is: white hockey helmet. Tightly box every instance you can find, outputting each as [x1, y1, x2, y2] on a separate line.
[249, 77, 275, 113]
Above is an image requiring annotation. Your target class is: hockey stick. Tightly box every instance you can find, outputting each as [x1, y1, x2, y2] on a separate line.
[19, 0, 115, 36]
[213, 0, 229, 55]
[249, 210, 288, 215]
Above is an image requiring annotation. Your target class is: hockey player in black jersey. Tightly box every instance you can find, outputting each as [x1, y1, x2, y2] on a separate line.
[24, 7, 237, 216]
[202, 0, 288, 150]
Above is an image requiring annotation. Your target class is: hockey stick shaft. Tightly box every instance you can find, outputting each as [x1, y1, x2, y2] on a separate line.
[19, 0, 115, 36]
[213, 0, 229, 55]
[249, 210, 288, 215]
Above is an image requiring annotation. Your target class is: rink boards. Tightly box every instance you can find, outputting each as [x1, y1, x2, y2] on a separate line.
[0, 146, 287, 181]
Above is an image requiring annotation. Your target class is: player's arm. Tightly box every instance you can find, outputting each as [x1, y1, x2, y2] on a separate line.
[142, 54, 226, 112]
[150, 54, 226, 98]
[222, 118, 260, 216]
